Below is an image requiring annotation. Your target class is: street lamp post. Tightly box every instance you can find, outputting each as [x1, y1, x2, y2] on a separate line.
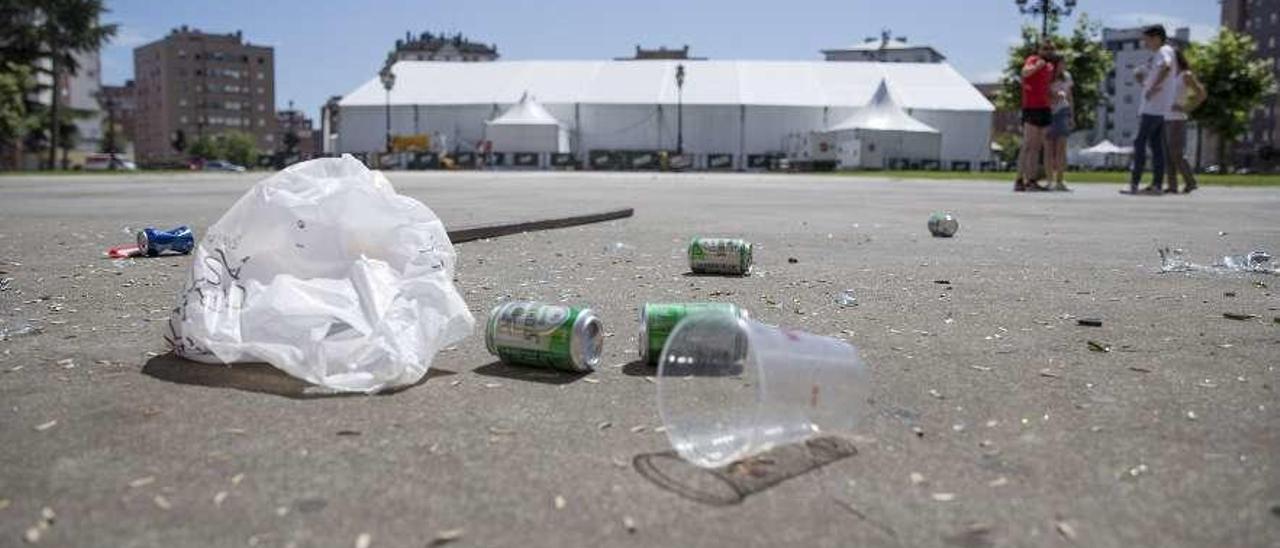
[1015, 0, 1077, 38]
[379, 66, 396, 155]
[675, 64, 685, 156]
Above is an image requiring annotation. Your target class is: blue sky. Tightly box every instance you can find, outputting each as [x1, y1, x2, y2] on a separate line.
[100, 0, 1217, 121]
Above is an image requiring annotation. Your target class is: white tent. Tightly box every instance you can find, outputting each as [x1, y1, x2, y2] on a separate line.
[336, 60, 994, 169]
[484, 92, 569, 154]
[817, 79, 941, 168]
[1076, 139, 1134, 169]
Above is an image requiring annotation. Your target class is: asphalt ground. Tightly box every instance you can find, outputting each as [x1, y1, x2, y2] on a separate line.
[0, 170, 1277, 547]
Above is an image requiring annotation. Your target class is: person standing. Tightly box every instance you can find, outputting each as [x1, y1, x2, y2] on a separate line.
[1128, 25, 1179, 195]
[1164, 47, 1208, 194]
[1015, 40, 1056, 192]
[1046, 58, 1074, 191]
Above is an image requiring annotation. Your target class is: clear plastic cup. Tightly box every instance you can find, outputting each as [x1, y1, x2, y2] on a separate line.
[656, 313, 869, 468]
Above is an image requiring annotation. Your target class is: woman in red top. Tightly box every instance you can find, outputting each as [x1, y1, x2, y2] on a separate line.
[1015, 40, 1056, 192]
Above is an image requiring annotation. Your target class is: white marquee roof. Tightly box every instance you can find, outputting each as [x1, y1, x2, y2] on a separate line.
[827, 79, 939, 134]
[486, 92, 562, 126]
[339, 60, 994, 112]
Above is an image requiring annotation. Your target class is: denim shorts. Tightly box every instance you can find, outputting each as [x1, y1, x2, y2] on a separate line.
[1049, 108, 1073, 139]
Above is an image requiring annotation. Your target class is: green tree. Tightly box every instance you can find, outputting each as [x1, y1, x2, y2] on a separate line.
[996, 13, 1114, 133]
[0, 62, 37, 167]
[187, 131, 260, 167]
[23, 0, 117, 169]
[1186, 29, 1277, 169]
[219, 131, 259, 167]
[186, 135, 222, 161]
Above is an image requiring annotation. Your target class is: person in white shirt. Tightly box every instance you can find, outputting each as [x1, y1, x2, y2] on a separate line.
[1163, 47, 1208, 194]
[1127, 25, 1179, 196]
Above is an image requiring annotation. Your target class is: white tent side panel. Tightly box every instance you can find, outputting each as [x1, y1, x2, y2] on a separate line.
[488, 124, 566, 153]
[911, 110, 992, 165]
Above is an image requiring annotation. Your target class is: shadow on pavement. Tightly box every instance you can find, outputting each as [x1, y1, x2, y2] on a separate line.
[472, 360, 588, 385]
[141, 352, 453, 399]
[633, 436, 857, 506]
[620, 360, 651, 377]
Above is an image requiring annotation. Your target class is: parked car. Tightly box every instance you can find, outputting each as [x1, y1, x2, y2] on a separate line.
[203, 159, 246, 172]
[82, 153, 137, 171]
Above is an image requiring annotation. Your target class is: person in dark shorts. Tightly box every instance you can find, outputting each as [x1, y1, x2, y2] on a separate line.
[1016, 40, 1056, 192]
[1046, 58, 1074, 191]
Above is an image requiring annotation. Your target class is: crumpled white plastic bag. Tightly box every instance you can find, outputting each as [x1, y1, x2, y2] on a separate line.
[167, 155, 474, 393]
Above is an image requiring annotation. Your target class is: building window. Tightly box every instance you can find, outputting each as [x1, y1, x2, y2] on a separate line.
[258, 118, 265, 127]
[180, 116, 188, 123]
[258, 103, 265, 111]
[179, 98, 187, 106]
[265, 134, 274, 142]
[257, 72, 264, 80]
[257, 57, 265, 64]
[1124, 94, 1133, 105]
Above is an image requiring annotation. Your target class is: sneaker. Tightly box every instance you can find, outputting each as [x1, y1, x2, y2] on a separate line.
[1164, 186, 1179, 194]
[1184, 184, 1198, 194]
[1026, 183, 1051, 192]
[1014, 178, 1026, 192]
[1052, 182, 1071, 192]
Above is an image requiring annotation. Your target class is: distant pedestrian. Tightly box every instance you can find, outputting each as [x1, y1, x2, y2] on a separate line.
[1015, 40, 1056, 192]
[1046, 57, 1073, 192]
[1164, 47, 1208, 194]
[1127, 25, 1179, 196]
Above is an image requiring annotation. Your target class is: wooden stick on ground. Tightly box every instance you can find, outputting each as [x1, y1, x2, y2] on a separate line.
[446, 207, 634, 244]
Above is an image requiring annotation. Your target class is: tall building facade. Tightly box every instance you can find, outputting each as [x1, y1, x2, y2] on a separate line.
[276, 106, 319, 159]
[98, 80, 137, 155]
[1222, 0, 1280, 163]
[132, 26, 278, 164]
[392, 32, 498, 62]
[1093, 27, 1191, 147]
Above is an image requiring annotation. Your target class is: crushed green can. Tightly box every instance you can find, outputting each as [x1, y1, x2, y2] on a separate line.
[639, 302, 748, 365]
[485, 301, 604, 372]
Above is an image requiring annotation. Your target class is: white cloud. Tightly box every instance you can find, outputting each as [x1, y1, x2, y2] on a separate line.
[1104, 12, 1219, 42]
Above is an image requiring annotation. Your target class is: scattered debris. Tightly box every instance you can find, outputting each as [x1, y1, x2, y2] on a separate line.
[355, 532, 372, 548]
[129, 476, 155, 488]
[336, 430, 361, 437]
[928, 389, 944, 399]
[622, 516, 638, 533]
[909, 472, 926, 485]
[1076, 318, 1102, 327]
[153, 495, 171, 510]
[989, 476, 1009, 487]
[629, 425, 647, 433]
[33, 420, 57, 432]
[1129, 365, 1154, 373]
[1039, 369, 1060, 379]
[1126, 463, 1150, 478]
[1223, 312, 1259, 321]
[429, 529, 464, 546]
[213, 491, 228, 507]
[1186, 410, 1198, 421]
[787, 257, 799, 264]
[554, 495, 566, 510]
[1055, 520, 1078, 542]
[597, 421, 612, 430]
[931, 492, 956, 502]
[912, 426, 925, 438]
[835, 289, 858, 307]
[1087, 341, 1111, 353]
[582, 378, 600, 384]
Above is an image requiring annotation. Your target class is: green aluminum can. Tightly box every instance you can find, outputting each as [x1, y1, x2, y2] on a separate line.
[688, 237, 753, 275]
[486, 301, 604, 372]
[639, 302, 748, 366]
